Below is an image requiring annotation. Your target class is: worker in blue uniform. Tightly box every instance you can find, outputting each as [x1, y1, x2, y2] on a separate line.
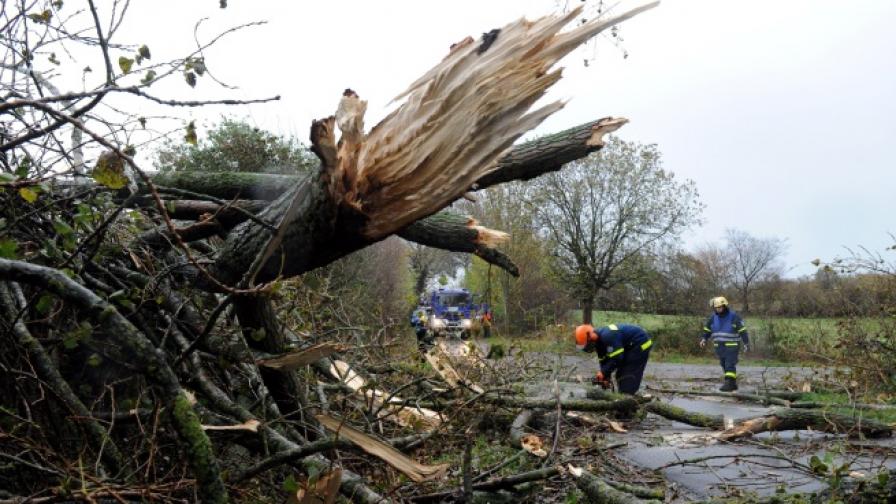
[700, 296, 749, 391]
[575, 323, 653, 395]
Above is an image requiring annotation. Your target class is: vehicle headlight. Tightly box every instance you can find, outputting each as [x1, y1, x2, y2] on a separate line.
[461, 319, 472, 329]
[431, 318, 445, 329]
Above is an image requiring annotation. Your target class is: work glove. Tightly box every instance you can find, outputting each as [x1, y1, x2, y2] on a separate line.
[699, 338, 707, 348]
[591, 371, 611, 389]
[743, 344, 750, 353]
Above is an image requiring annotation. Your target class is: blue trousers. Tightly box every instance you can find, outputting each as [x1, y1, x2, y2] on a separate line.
[715, 341, 740, 379]
[613, 349, 651, 394]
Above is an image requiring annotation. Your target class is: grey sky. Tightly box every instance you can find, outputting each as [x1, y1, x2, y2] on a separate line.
[118, 0, 896, 277]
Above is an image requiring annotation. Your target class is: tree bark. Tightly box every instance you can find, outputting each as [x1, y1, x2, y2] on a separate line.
[582, 296, 594, 325]
[643, 401, 725, 430]
[719, 407, 893, 441]
[484, 395, 639, 413]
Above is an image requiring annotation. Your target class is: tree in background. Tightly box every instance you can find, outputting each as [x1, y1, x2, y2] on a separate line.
[154, 117, 317, 174]
[532, 137, 703, 324]
[460, 182, 570, 334]
[407, 244, 464, 299]
[725, 228, 787, 312]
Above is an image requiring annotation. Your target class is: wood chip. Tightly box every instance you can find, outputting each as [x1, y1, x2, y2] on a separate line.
[256, 343, 346, 371]
[316, 414, 447, 482]
[201, 419, 260, 433]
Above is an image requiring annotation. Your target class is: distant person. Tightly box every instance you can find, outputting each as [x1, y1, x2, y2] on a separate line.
[410, 308, 429, 348]
[575, 322, 653, 395]
[480, 309, 492, 338]
[699, 296, 749, 391]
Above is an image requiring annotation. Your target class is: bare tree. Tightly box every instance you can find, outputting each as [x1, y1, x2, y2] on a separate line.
[725, 228, 787, 312]
[533, 137, 703, 324]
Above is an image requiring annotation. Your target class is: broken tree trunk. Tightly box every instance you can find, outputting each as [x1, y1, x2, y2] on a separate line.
[719, 407, 893, 441]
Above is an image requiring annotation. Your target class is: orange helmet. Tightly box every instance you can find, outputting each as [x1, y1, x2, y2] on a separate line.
[575, 324, 597, 350]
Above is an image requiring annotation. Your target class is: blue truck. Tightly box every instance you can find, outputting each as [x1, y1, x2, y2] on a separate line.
[426, 287, 486, 339]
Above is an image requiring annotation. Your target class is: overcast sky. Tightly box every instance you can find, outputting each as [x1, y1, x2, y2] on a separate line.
[115, 0, 896, 277]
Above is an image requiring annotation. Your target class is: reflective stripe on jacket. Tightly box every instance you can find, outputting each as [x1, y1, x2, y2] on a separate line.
[596, 324, 652, 375]
[701, 309, 749, 345]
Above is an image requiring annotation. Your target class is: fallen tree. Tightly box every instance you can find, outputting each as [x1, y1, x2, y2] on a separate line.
[0, 3, 661, 502]
[719, 407, 893, 441]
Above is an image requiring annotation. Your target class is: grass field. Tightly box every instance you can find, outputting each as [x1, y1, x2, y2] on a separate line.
[487, 310, 882, 364]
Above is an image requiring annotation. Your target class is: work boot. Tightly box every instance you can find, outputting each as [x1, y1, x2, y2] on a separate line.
[719, 377, 737, 392]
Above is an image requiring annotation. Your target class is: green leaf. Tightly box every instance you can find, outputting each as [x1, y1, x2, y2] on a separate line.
[184, 71, 197, 87]
[36, 294, 55, 315]
[122, 145, 136, 157]
[118, 56, 134, 74]
[63, 322, 92, 350]
[53, 219, 75, 237]
[809, 455, 829, 475]
[27, 10, 52, 24]
[138, 117, 147, 128]
[0, 239, 17, 259]
[138, 45, 151, 61]
[87, 353, 102, 367]
[250, 328, 267, 341]
[191, 58, 207, 76]
[879, 470, 890, 487]
[282, 475, 299, 494]
[92, 153, 128, 189]
[52, 0, 63, 9]
[141, 70, 157, 85]
[184, 121, 198, 146]
[19, 187, 38, 203]
[48, 52, 60, 65]
[16, 157, 31, 177]
[0, 173, 16, 183]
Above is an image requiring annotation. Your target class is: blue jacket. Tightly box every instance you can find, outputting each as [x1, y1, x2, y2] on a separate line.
[595, 324, 652, 375]
[701, 308, 749, 345]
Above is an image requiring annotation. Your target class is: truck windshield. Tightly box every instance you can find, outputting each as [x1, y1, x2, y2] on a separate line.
[437, 294, 469, 306]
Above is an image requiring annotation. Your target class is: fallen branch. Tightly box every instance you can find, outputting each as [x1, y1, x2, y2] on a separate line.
[568, 464, 660, 504]
[329, 360, 442, 430]
[719, 407, 893, 441]
[316, 414, 447, 483]
[484, 395, 638, 414]
[409, 466, 561, 502]
[643, 401, 725, 430]
[648, 387, 791, 406]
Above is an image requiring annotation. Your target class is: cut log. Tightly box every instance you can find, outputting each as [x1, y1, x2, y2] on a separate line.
[315, 414, 447, 483]
[719, 408, 893, 441]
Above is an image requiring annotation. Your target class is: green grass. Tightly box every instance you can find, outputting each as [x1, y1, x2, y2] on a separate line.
[569, 310, 884, 362]
[801, 391, 896, 423]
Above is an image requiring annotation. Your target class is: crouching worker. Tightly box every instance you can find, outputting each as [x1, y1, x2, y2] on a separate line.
[575, 323, 653, 395]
